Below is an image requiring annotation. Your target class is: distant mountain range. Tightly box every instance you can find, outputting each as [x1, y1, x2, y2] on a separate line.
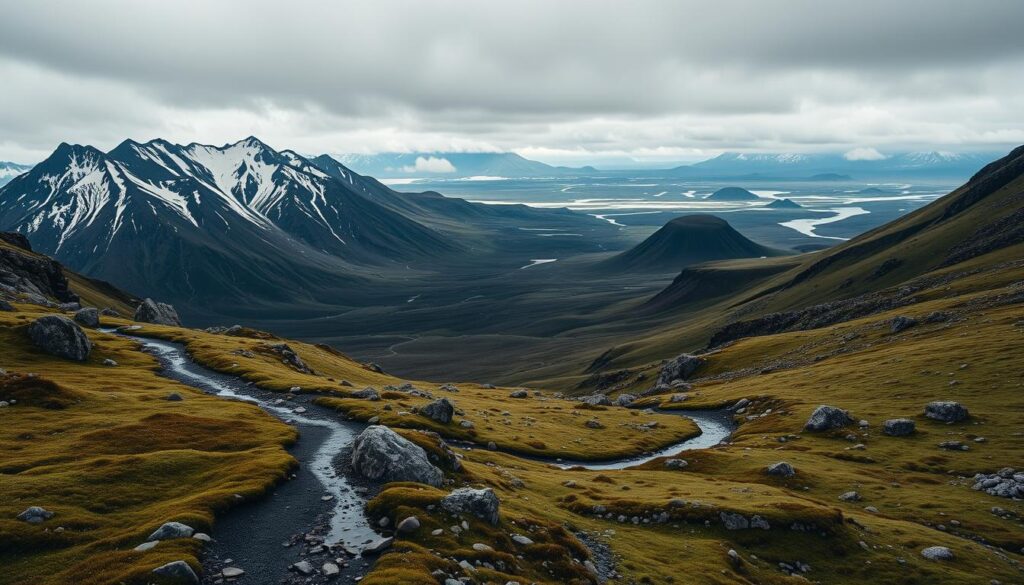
[674, 151, 1000, 179]
[0, 138, 603, 319]
[0, 161, 32, 186]
[333, 152, 596, 179]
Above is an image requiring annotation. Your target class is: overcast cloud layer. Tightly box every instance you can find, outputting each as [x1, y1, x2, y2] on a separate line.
[2, 0, 1023, 165]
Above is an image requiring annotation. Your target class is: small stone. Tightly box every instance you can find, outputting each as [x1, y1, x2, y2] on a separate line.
[148, 521, 194, 541]
[839, 491, 861, 502]
[472, 542, 493, 552]
[133, 541, 159, 552]
[221, 567, 245, 578]
[361, 537, 393, 556]
[883, 418, 916, 436]
[511, 534, 534, 545]
[664, 458, 688, 469]
[322, 562, 340, 578]
[166, 393, 183, 401]
[16, 506, 55, 524]
[291, 560, 315, 575]
[192, 533, 212, 542]
[509, 389, 528, 399]
[152, 561, 199, 584]
[396, 516, 421, 534]
[766, 462, 796, 477]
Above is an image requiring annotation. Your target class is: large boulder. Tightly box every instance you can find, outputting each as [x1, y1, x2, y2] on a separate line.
[765, 462, 796, 478]
[441, 487, 500, 525]
[657, 354, 705, 385]
[420, 398, 455, 424]
[73, 307, 100, 328]
[883, 418, 916, 436]
[134, 298, 182, 326]
[152, 560, 200, 584]
[920, 546, 954, 561]
[924, 401, 969, 422]
[890, 316, 918, 334]
[27, 315, 91, 361]
[580, 394, 611, 406]
[351, 426, 443, 487]
[804, 405, 854, 431]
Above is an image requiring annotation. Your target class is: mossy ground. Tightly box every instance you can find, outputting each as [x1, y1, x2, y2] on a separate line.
[0, 306, 296, 585]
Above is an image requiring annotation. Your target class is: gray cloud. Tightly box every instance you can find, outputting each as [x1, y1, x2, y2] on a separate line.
[1, 0, 1023, 163]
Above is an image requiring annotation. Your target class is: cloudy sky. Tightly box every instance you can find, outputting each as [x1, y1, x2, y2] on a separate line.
[2, 0, 1023, 166]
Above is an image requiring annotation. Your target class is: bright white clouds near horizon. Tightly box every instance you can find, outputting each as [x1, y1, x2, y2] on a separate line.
[1, 0, 1023, 165]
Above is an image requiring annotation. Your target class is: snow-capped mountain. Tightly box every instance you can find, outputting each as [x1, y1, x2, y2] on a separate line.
[0, 161, 32, 186]
[0, 138, 456, 309]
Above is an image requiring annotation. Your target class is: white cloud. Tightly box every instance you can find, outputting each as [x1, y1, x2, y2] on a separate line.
[403, 156, 456, 173]
[844, 147, 887, 161]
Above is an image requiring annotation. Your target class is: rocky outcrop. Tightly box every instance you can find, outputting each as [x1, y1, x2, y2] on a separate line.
[260, 343, 313, 374]
[133, 298, 182, 326]
[924, 401, 969, 422]
[804, 405, 853, 431]
[883, 418, 916, 436]
[890, 315, 918, 333]
[441, 487, 500, 525]
[766, 462, 796, 477]
[971, 467, 1024, 498]
[351, 425, 443, 487]
[27, 315, 91, 361]
[580, 394, 611, 406]
[657, 354, 704, 385]
[420, 398, 455, 424]
[0, 234, 79, 304]
[73, 307, 100, 328]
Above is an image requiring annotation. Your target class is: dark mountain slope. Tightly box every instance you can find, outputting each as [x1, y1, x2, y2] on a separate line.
[0, 138, 461, 314]
[602, 215, 783, 273]
[704, 187, 760, 201]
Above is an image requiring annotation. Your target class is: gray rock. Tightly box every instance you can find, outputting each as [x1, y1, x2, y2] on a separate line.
[166, 393, 183, 401]
[921, 546, 954, 561]
[73, 307, 100, 328]
[0, 299, 13, 311]
[971, 468, 1024, 499]
[265, 343, 313, 374]
[351, 387, 380, 401]
[291, 560, 315, 575]
[27, 315, 91, 361]
[441, 487, 500, 525]
[925, 401, 969, 422]
[804, 405, 854, 431]
[396, 516, 421, 534]
[720, 512, 749, 530]
[890, 316, 918, 334]
[361, 537, 394, 556]
[152, 561, 199, 584]
[883, 418, 916, 436]
[508, 389, 528, 399]
[322, 562, 340, 578]
[766, 462, 796, 477]
[421, 397, 455, 424]
[511, 534, 534, 545]
[664, 458, 688, 469]
[221, 567, 245, 578]
[133, 298, 182, 326]
[103, 358, 118, 367]
[16, 506, 54, 523]
[148, 521, 195, 540]
[133, 541, 159, 552]
[839, 491, 861, 502]
[614, 394, 636, 407]
[351, 425, 443, 487]
[749, 515, 770, 530]
[580, 394, 611, 406]
[658, 353, 705, 385]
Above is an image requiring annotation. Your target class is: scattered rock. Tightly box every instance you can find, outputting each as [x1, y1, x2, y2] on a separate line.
[614, 394, 636, 407]
[421, 398, 455, 424]
[152, 561, 200, 584]
[972, 468, 1024, 498]
[133, 541, 159, 552]
[103, 358, 118, 367]
[720, 512, 749, 530]
[939, 440, 969, 451]
[511, 534, 534, 546]
[221, 567, 245, 578]
[839, 491, 861, 502]
[580, 394, 611, 406]
[361, 537, 393, 556]
[27, 315, 91, 361]
[133, 298, 182, 326]
[890, 316, 918, 334]
[657, 353, 705, 385]
[396, 516, 421, 534]
[883, 418, 916, 436]
[166, 393, 183, 401]
[804, 405, 854, 431]
[472, 542, 493, 552]
[441, 487, 500, 525]
[664, 459, 688, 469]
[192, 532, 212, 542]
[351, 387, 380, 401]
[291, 560, 315, 575]
[508, 389, 528, 399]
[351, 425, 443, 487]
[920, 546, 954, 561]
[73, 307, 100, 328]
[322, 562, 340, 578]
[148, 521, 195, 541]
[0, 299, 13, 311]
[766, 462, 796, 477]
[264, 343, 313, 374]
[925, 401, 969, 422]
[585, 419, 604, 429]
[16, 506, 54, 523]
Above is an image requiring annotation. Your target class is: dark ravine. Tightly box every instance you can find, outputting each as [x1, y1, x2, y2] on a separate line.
[111, 332, 379, 584]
